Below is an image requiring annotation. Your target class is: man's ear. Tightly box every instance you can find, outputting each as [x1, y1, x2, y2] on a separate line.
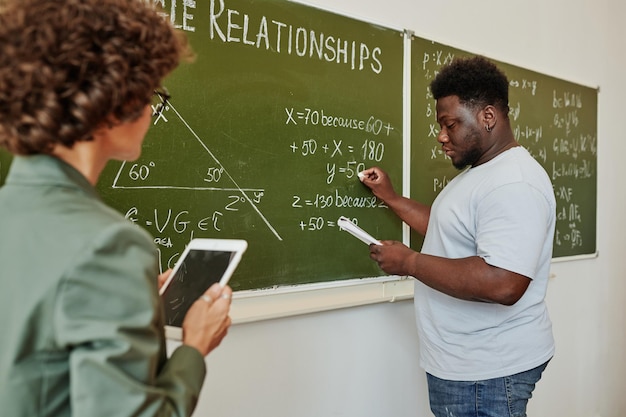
[482, 105, 497, 132]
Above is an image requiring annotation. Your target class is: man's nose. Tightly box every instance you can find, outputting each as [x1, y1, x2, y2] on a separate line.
[437, 130, 449, 144]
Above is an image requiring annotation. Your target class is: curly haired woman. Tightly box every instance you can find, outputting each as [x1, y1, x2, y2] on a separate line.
[0, 0, 233, 415]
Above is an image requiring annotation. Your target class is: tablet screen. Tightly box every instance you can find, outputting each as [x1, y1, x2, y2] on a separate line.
[161, 249, 234, 327]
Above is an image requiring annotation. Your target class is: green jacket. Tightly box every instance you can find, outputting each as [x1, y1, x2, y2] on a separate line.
[0, 155, 205, 416]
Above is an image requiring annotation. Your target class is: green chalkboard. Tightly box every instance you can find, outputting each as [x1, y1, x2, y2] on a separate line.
[410, 35, 597, 258]
[98, 0, 404, 290]
[0, 3, 599, 295]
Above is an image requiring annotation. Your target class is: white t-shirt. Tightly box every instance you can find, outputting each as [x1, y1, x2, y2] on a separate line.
[416, 146, 555, 381]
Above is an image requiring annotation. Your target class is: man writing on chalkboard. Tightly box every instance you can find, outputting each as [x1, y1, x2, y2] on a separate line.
[360, 56, 555, 417]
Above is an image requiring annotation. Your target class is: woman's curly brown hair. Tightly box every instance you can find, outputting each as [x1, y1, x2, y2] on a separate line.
[0, 0, 191, 155]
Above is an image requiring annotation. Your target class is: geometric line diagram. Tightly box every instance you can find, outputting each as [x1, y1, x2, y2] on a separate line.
[111, 98, 283, 241]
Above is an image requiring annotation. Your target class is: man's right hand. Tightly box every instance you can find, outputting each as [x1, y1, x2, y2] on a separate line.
[358, 166, 398, 203]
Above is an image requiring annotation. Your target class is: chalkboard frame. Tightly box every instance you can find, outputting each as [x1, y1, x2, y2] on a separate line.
[0, 2, 599, 327]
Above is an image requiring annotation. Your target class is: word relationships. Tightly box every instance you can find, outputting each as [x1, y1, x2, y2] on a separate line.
[208, 0, 384, 74]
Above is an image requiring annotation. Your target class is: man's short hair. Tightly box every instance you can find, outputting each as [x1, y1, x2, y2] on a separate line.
[430, 55, 510, 115]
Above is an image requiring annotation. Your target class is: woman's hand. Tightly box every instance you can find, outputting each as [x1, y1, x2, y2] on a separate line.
[157, 269, 172, 291]
[182, 283, 233, 356]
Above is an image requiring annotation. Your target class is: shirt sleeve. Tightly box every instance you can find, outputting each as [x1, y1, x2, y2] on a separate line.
[55, 222, 206, 417]
[475, 182, 553, 279]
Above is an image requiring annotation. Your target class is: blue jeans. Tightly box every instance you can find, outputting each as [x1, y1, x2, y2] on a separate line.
[426, 360, 550, 417]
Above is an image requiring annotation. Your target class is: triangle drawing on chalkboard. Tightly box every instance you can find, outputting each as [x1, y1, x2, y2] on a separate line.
[108, 99, 282, 240]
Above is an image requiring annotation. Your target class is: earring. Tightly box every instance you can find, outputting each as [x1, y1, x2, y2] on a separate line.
[485, 124, 492, 132]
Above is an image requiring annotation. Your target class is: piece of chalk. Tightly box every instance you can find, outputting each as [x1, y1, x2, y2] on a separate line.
[357, 171, 365, 179]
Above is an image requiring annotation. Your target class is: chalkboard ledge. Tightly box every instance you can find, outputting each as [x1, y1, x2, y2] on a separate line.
[165, 276, 414, 340]
[233, 276, 414, 323]
[551, 252, 599, 263]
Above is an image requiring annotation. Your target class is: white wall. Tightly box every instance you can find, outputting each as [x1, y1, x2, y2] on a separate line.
[187, 1, 626, 416]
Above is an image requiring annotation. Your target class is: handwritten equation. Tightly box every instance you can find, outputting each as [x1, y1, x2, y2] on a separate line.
[285, 106, 395, 233]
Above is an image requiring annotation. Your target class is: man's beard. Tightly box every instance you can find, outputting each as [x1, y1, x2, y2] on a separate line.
[452, 129, 482, 169]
